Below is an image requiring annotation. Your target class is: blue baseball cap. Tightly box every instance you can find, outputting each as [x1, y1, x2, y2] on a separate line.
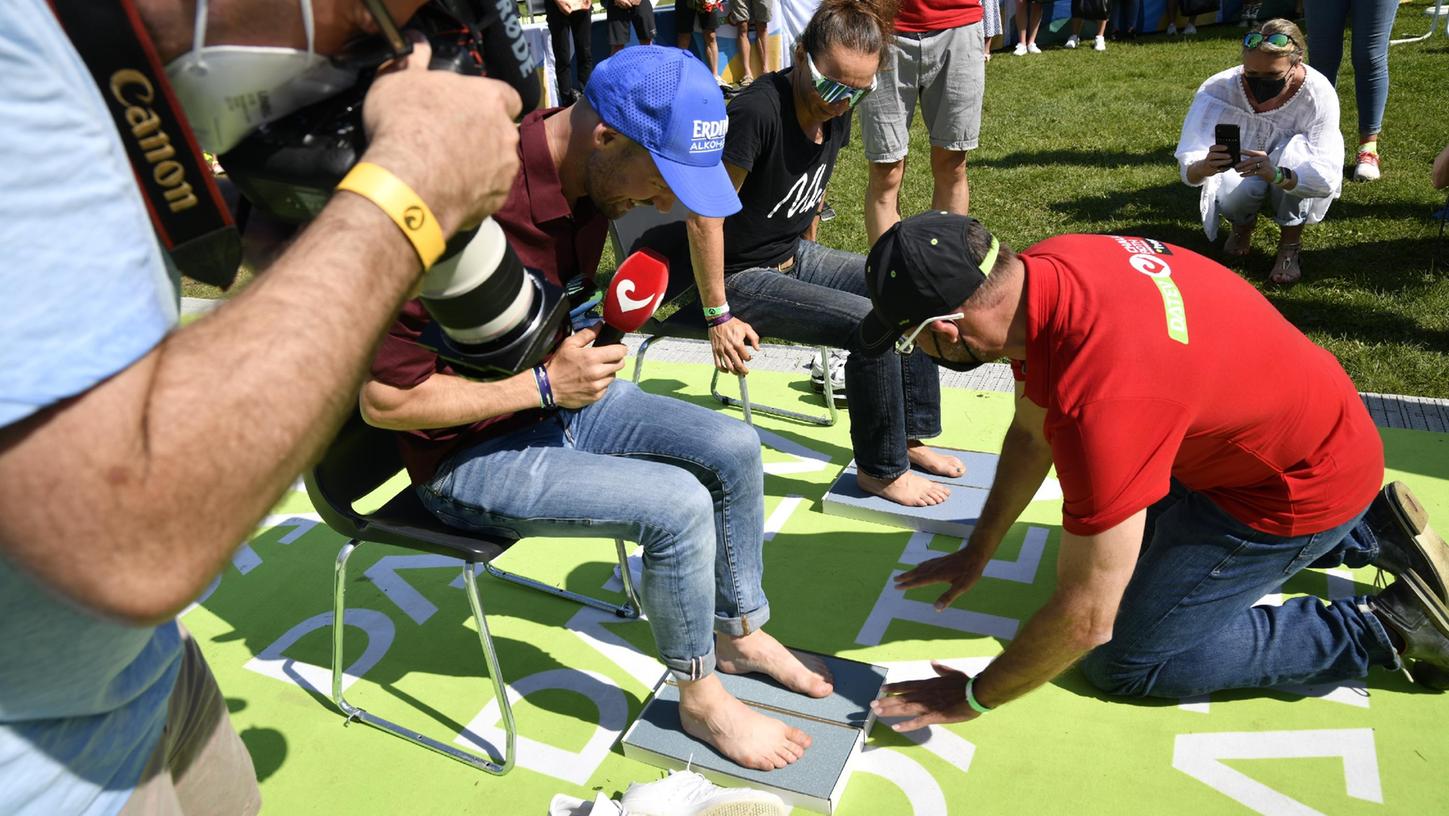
[584, 46, 741, 218]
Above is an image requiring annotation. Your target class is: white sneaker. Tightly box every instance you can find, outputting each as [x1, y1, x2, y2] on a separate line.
[619, 771, 788, 816]
[1166, 23, 1178, 34]
[1184, 23, 1197, 34]
[1065, 34, 1079, 48]
[809, 350, 847, 402]
[1027, 42, 1042, 54]
[1093, 35, 1107, 51]
[1013, 41, 1028, 55]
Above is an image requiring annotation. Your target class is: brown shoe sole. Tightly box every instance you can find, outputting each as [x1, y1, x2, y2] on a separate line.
[1385, 481, 1449, 602]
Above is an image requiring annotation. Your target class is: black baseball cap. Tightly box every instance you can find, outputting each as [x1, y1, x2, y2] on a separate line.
[858, 212, 1001, 353]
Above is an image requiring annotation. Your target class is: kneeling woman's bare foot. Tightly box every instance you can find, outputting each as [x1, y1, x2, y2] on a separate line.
[858, 470, 950, 507]
[678, 674, 812, 771]
[717, 629, 834, 697]
[907, 440, 964, 478]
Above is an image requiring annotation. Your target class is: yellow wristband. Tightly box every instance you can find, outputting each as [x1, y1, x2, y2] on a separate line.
[336, 162, 446, 269]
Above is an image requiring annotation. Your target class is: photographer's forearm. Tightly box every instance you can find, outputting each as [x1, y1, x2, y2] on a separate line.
[0, 195, 423, 625]
[360, 370, 538, 432]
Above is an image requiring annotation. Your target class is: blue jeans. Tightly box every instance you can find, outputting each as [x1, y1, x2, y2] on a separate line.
[1080, 482, 1401, 698]
[723, 240, 943, 481]
[418, 381, 768, 681]
[1306, 0, 1399, 136]
[1217, 172, 1316, 228]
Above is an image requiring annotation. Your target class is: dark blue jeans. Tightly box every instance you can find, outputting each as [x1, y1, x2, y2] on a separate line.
[1080, 482, 1401, 698]
[724, 240, 943, 481]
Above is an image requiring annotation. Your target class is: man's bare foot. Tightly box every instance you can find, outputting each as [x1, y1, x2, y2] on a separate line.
[907, 441, 965, 478]
[678, 675, 812, 771]
[859, 470, 951, 507]
[717, 630, 834, 697]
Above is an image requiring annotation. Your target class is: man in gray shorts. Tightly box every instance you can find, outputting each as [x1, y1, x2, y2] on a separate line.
[729, 0, 772, 85]
[860, 0, 987, 243]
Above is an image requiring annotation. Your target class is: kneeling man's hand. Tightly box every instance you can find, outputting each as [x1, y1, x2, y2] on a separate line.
[873, 662, 981, 732]
[895, 548, 989, 612]
[546, 326, 628, 408]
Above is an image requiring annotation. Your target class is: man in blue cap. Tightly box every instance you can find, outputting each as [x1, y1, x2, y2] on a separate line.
[362, 46, 828, 772]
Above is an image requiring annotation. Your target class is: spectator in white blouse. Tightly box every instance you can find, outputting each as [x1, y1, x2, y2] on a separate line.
[1175, 19, 1341, 285]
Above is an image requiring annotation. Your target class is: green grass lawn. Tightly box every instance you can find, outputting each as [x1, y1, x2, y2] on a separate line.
[819, 12, 1449, 397]
[190, 11, 1449, 396]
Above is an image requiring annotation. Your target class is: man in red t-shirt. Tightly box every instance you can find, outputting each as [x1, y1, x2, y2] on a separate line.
[361, 47, 832, 772]
[860, 212, 1449, 728]
[859, 0, 987, 245]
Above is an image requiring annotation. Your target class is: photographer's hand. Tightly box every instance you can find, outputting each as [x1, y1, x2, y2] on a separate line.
[546, 326, 629, 408]
[360, 37, 523, 239]
[1187, 145, 1235, 184]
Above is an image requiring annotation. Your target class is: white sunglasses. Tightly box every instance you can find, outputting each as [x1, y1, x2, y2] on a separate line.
[894, 312, 964, 355]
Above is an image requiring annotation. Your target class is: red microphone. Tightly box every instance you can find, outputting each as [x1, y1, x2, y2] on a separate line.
[594, 249, 669, 346]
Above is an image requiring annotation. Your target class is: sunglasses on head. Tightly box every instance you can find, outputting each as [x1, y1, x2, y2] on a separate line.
[1243, 32, 1296, 50]
[805, 52, 876, 108]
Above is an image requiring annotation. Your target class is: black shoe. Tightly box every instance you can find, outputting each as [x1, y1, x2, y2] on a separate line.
[1374, 579, 1449, 671]
[1366, 481, 1449, 599]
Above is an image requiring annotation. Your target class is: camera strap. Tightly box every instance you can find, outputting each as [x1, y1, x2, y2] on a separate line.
[49, 0, 241, 290]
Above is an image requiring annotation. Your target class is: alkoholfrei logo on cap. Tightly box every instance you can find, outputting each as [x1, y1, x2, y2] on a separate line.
[690, 118, 728, 155]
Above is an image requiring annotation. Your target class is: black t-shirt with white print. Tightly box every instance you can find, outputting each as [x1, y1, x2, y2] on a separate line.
[721, 70, 849, 274]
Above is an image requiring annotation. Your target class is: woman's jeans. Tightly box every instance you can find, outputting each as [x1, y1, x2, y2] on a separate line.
[1080, 482, 1401, 698]
[723, 240, 943, 481]
[1217, 172, 1315, 228]
[1306, 0, 1399, 136]
[418, 381, 767, 682]
[546, 4, 594, 99]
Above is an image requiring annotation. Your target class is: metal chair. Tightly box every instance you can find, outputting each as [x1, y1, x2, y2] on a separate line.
[304, 409, 642, 775]
[608, 204, 840, 427]
[1390, 1, 1448, 45]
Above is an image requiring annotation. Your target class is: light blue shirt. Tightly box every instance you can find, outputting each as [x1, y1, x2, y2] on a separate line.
[1, 2, 185, 814]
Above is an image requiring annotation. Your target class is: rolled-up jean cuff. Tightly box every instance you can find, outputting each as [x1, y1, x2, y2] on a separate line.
[663, 650, 718, 682]
[906, 423, 942, 441]
[714, 601, 771, 638]
[1358, 596, 1404, 671]
[857, 464, 909, 482]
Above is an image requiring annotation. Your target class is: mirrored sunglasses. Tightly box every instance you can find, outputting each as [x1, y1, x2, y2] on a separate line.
[1243, 32, 1295, 50]
[895, 312, 964, 356]
[806, 52, 876, 108]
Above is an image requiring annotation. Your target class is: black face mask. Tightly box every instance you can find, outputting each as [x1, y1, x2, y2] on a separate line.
[933, 336, 988, 373]
[1245, 73, 1289, 103]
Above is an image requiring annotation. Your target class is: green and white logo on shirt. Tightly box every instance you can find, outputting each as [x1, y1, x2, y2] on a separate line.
[1128, 253, 1189, 345]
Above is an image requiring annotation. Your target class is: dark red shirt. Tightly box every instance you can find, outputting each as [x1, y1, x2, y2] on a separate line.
[896, 0, 983, 33]
[369, 108, 608, 483]
[1013, 234, 1383, 537]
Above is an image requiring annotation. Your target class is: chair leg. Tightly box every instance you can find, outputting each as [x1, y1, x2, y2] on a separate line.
[484, 538, 642, 619]
[632, 335, 660, 384]
[708, 347, 839, 427]
[330, 542, 516, 774]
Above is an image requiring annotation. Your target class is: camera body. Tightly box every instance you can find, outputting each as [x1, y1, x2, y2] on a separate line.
[220, 1, 565, 382]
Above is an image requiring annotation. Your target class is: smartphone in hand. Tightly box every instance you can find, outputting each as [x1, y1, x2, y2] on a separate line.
[1214, 123, 1241, 166]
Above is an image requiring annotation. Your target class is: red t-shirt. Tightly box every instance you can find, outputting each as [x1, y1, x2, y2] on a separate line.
[1014, 234, 1383, 537]
[369, 108, 607, 483]
[896, 0, 983, 33]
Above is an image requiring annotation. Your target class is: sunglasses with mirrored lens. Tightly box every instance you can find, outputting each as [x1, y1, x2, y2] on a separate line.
[1243, 32, 1295, 49]
[806, 52, 876, 108]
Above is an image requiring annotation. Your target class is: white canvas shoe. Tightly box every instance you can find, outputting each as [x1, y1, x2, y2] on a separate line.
[619, 771, 787, 816]
[1065, 34, 1080, 48]
[1093, 35, 1107, 51]
[1184, 23, 1198, 34]
[1166, 23, 1178, 34]
[1027, 42, 1042, 54]
[1013, 41, 1029, 55]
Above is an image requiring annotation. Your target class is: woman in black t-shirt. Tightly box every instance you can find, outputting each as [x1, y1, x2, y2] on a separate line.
[681, 0, 967, 508]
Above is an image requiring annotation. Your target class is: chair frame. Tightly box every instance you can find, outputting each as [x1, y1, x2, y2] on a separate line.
[631, 335, 842, 427]
[308, 415, 643, 777]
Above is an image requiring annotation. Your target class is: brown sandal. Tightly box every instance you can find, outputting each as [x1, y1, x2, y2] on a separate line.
[1224, 221, 1255, 258]
[1270, 242, 1302, 285]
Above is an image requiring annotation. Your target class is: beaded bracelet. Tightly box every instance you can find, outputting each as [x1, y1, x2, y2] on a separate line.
[533, 365, 556, 410]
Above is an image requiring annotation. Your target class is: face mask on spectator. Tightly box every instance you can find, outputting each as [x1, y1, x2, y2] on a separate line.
[1244, 72, 1289, 104]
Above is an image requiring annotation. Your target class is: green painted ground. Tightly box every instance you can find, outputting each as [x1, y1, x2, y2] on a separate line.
[186, 359, 1449, 814]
